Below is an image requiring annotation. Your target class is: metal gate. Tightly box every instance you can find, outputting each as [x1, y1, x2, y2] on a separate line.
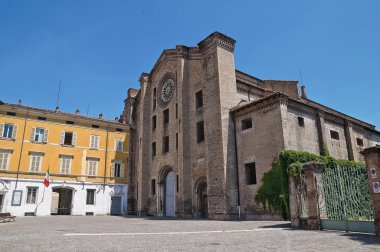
[316, 165, 375, 233]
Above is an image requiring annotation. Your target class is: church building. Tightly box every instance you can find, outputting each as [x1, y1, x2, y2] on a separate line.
[121, 32, 380, 220]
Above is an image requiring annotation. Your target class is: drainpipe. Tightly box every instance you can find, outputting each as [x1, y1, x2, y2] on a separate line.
[15, 109, 28, 190]
[103, 124, 110, 190]
[231, 113, 241, 220]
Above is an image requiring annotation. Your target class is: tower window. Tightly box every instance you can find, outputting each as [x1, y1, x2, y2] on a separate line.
[330, 130, 340, 140]
[151, 179, 156, 195]
[163, 136, 169, 153]
[245, 163, 257, 185]
[152, 115, 157, 130]
[153, 88, 157, 110]
[163, 109, 169, 125]
[195, 90, 203, 108]
[152, 142, 156, 157]
[298, 117, 305, 127]
[196, 121, 204, 143]
[356, 138, 364, 146]
[241, 118, 252, 130]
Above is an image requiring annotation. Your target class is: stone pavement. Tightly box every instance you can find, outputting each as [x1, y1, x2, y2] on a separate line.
[0, 216, 379, 252]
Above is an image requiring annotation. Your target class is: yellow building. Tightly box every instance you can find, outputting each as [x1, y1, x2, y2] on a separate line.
[0, 100, 129, 216]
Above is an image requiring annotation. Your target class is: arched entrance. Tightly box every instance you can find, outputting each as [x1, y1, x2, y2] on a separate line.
[195, 177, 208, 219]
[51, 187, 73, 215]
[157, 165, 176, 217]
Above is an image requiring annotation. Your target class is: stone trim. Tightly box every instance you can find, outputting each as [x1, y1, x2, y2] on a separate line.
[197, 32, 236, 53]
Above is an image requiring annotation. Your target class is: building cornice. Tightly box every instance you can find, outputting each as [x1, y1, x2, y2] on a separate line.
[197, 32, 236, 53]
[0, 103, 129, 129]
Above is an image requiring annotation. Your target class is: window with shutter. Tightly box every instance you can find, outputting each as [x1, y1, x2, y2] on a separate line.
[30, 127, 36, 142]
[43, 129, 48, 143]
[87, 159, 98, 176]
[12, 124, 17, 139]
[29, 154, 43, 172]
[60, 131, 65, 145]
[72, 133, 77, 146]
[60, 156, 72, 174]
[115, 139, 123, 152]
[90, 135, 99, 149]
[26, 187, 38, 204]
[110, 163, 115, 177]
[0, 151, 11, 170]
[0, 124, 4, 138]
[2, 124, 14, 139]
[34, 128, 45, 143]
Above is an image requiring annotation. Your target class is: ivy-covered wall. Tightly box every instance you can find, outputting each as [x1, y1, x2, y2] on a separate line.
[255, 149, 365, 219]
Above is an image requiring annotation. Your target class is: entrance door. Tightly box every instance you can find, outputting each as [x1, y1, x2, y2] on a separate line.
[165, 171, 175, 217]
[198, 182, 208, 218]
[52, 188, 73, 215]
[0, 194, 3, 213]
[111, 196, 122, 215]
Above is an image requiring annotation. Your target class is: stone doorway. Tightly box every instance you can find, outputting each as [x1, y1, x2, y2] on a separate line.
[52, 187, 73, 215]
[157, 165, 176, 217]
[195, 177, 208, 219]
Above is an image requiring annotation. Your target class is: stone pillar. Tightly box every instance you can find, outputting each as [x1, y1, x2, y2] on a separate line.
[289, 176, 299, 228]
[344, 120, 354, 161]
[302, 161, 325, 230]
[316, 111, 327, 155]
[361, 146, 380, 236]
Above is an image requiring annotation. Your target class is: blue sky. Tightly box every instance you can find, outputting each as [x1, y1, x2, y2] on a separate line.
[0, 0, 379, 127]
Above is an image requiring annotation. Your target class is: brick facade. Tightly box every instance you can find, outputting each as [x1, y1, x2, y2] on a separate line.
[121, 32, 380, 220]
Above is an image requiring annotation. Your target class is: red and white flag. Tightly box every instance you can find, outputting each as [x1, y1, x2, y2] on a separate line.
[43, 169, 50, 187]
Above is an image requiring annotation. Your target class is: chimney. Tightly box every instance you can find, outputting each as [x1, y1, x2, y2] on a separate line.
[99, 113, 103, 119]
[18, 99, 22, 105]
[301, 85, 307, 99]
[75, 109, 80, 115]
[55, 106, 60, 112]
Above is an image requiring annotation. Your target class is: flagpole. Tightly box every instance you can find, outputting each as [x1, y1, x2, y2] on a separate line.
[35, 183, 46, 216]
[35, 166, 49, 216]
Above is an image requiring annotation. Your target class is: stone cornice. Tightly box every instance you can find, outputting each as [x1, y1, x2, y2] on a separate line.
[231, 93, 288, 118]
[197, 32, 236, 53]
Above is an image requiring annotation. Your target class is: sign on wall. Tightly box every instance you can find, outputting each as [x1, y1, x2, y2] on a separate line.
[11, 190, 23, 206]
[373, 182, 380, 194]
[370, 167, 377, 179]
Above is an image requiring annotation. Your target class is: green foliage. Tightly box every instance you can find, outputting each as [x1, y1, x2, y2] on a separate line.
[321, 144, 330, 157]
[254, 149, 364, 220]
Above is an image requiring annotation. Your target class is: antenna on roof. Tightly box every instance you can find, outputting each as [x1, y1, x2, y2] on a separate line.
[55, 80, 61, 111]
[299, 68, 304, 85]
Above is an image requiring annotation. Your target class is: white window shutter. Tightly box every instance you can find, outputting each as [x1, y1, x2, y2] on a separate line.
[114, 140, 117, 151]
[30, 127, 36, 141]
[110, 163, 115, 177]
[89, 136, 92, 148]
[12, 124, 18, 139]
[96, 136, 99, 149]
[0, 123, 4, 137]
[72, 133, 77, 146]
[60, 131, 65, 145]
[43, 129, 48, 143]
[120, 163, 125, 178]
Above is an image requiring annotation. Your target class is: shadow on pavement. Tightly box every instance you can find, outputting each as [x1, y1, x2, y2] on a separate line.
[340, 233, 380, 246]
[258, 223, 293, 230]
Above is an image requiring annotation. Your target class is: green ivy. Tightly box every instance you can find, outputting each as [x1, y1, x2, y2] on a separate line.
[255, 150, 365, 220]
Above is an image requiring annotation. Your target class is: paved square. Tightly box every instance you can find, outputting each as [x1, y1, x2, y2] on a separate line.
[0, 216, 379, 251]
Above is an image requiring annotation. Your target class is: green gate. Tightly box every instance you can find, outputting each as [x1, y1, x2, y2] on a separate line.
[316, 165, 375, 233]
